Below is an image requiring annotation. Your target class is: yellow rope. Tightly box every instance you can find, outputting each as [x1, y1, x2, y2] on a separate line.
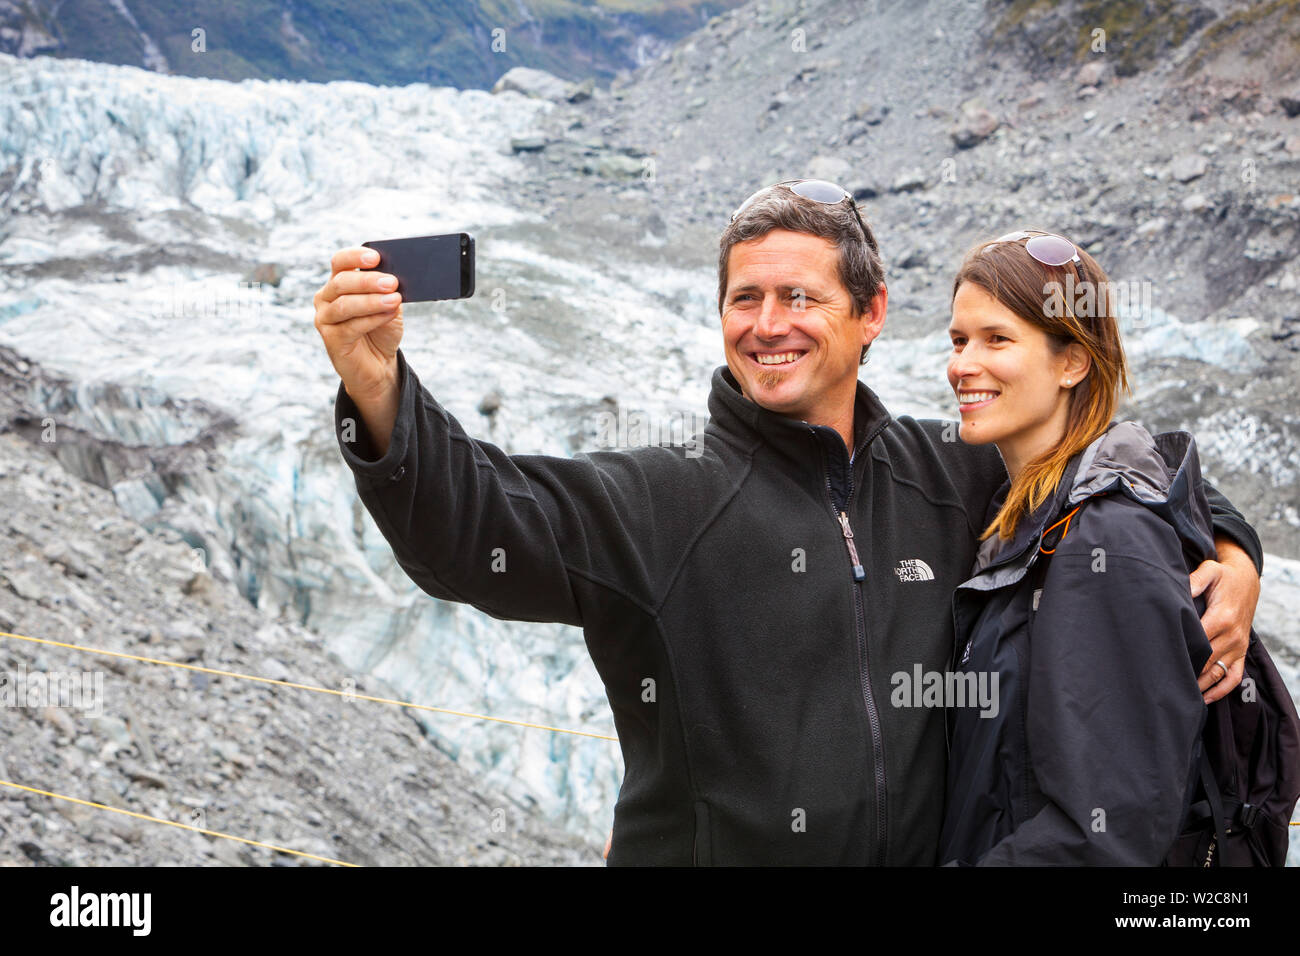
[0, 630, 618, 741]
[5, 626, 1293, 864]
[0, 779, 357, 866]
[0, 625, 616, 866]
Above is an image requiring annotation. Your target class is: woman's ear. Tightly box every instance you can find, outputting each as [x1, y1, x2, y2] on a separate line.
[1062, 342, 1091, 388]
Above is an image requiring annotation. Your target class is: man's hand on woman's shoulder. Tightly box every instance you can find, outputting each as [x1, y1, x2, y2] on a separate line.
[1192, 537, 1261, 704]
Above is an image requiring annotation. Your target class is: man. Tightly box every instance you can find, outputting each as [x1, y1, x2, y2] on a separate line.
[312, 180, 1262, 865]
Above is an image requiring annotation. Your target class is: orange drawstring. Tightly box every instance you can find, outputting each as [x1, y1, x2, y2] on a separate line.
[1039, 505, 1082, 555]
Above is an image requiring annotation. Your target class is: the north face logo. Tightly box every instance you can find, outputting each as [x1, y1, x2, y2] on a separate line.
[894, 558, 934, 582]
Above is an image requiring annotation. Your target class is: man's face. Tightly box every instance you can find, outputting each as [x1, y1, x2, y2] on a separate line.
[721, 229, 884, 425]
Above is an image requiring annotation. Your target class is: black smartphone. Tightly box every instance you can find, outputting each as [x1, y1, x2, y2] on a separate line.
[361, 232, 475, 302]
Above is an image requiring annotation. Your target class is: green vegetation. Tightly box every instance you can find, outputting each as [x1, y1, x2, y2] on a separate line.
[992, 0, 1219, 77]
[1183, 0, 1300, 74]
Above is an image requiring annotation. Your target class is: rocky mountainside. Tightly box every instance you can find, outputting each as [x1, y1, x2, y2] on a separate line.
[0, 0, 745, 89]
[0, 348, 596, 866]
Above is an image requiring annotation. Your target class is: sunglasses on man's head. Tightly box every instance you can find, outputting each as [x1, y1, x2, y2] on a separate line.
[730, 179, 877, 254]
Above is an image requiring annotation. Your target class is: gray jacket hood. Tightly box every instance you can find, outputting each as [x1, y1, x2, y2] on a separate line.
[968, 420, 1217, 582]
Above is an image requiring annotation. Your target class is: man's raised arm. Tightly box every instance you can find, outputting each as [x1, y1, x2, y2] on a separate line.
[314, 246, 672, 628]
[335, 348, 674, 625]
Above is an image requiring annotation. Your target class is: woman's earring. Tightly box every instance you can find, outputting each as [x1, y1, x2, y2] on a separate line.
[1064, 379, 1072, 386]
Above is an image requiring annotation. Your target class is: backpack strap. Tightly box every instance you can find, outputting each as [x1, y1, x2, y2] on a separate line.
[1197, 747, 1230, 867]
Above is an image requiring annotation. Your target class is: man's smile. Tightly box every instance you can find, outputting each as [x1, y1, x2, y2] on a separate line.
[747, 348, 809, 369]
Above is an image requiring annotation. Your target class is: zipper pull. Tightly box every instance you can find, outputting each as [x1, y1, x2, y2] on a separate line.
[838, 511, 866, 582]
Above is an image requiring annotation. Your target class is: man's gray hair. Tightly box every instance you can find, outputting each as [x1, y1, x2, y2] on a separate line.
[717, 186, 887, 364]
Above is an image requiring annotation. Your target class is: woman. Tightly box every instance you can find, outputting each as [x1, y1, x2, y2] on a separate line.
[937, 230, 1218, 865]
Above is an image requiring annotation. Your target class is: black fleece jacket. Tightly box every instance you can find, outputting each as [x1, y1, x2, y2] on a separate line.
[333, 351, 1262, 865]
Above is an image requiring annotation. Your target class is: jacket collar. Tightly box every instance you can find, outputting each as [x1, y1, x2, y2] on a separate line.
[969, 421, 1216, 579]
[707, 364, 893, 474]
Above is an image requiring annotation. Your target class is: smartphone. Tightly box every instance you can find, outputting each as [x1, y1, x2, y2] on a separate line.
[361, 232, 475, 302]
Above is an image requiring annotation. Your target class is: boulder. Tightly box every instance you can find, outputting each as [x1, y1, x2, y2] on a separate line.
[1170, 154, 1208, 183]
[891, 169, 927, 193]
[950, 106, 999, 149]
[805, 155, 851, 184]
[491, 67, 570, 102]
[509, 134, 547, 153]
[1076, 61, 1105, 87]
[565, 78, 596, 103]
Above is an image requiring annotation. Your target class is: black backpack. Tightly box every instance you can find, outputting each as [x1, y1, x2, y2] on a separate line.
[1034, 496, 1300, 866]
[1163, 631, 1300, 867]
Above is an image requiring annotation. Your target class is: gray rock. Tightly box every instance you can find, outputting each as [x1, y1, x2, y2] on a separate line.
[805, 155, 851, 184]
[210, 739, 246, 763]
[586, 154, 645, 180]
[210, 837, 248, 866]
[246, 262, 284, 288]
[121, 763, 168, 789]
[41, 541, 89, 578]
[847, 181, 881, 200]
[510, 135, 547, 153]
[851, 101, 889, 125]
[950, 107, 999, 149]
[95, 716, 133, 752]
[564, 78, 595, 103]
[891, 170, 928, 193]
[491, 67, 570, 102]
[896, 248, 929, 270]
[260, 657, 291, 682]
[1244, 229, 1294, 262]
[1136, 217, 1168, 239]
[3, 569, 45, 602]
[108, 817, 143, 843]
[163, 619, 205, 643]
[1170, 153, 1208, 183]
[1076, 61, 1105, 87]
[41, 706, 76, 739]
[182, 571, 213, 598]
[90, 781, 122, 807]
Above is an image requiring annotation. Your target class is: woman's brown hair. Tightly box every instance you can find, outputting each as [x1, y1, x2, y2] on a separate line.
[951, 232, 1132, 540]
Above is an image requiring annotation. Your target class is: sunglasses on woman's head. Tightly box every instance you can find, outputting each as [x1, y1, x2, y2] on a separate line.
[730, 179, 877, 254]
[988, 231, 1087, 289]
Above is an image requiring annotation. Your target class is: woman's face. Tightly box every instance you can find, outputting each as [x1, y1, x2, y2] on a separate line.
[947, 281, 1081, 473]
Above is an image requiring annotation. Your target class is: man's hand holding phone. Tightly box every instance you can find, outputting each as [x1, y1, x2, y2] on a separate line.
[313, 246, 404, 457]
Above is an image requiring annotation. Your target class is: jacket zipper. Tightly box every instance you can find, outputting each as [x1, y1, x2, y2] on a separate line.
[813, 427, 887, 866]
[837, 511, 866, 581]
